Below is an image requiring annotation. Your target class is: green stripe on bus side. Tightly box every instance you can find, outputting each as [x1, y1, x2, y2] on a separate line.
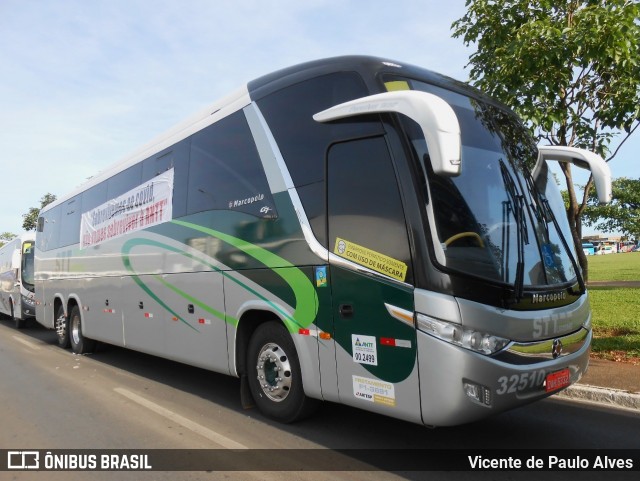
[122, 237, 292, 329]
[121, 223, 318, 333]
[152, 274, 236, 326]
[122, 239, 200, 332]
[172, 220, 319, 332]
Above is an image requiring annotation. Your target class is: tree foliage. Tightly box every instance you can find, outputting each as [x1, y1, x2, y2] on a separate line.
[452, 0, 640, 280]
[582, 177, 640, 240]
[0, 232, 17, 248]
[22, 193, 57, 231]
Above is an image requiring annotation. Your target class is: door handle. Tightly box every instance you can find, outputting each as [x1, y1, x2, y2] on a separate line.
[339, 304, 354, 318]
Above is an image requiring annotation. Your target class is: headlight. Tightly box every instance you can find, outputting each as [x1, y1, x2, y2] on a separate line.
[417, 313, 510, 355]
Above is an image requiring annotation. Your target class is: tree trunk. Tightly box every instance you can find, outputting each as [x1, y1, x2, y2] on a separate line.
[560, 162, 589, 283]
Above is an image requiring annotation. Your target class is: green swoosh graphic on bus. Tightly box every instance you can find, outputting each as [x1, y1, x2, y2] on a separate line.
[121, 223, 318, 333]
[122, 237, 278, 330]
[122, 239, 205, 332]
[172, 219, 318, 332]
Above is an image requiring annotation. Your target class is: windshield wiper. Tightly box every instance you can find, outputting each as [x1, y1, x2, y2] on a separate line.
[538, 194, 586, 294]
[500, 160, 529, 302]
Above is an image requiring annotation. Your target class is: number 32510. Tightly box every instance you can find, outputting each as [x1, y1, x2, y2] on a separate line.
[496, 371, 546, 395]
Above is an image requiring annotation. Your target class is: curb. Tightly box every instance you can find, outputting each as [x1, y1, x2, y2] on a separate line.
[556, 384, 640, 411]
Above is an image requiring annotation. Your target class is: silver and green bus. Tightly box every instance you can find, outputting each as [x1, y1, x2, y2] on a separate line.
[35, 56, 611, 426]
[0, 234, 36, 328]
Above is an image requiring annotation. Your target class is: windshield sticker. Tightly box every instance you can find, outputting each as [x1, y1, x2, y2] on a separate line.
[80, 169, 174, 249]
[334, 238, 408, 282]
[353, 375, 396, 407]
[352, 334, 378, 366]
[541, 243, 557, 268]
[384, 80, 410, 91]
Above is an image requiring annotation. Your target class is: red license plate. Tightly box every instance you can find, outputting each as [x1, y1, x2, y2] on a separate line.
[545, 368, 571, 392]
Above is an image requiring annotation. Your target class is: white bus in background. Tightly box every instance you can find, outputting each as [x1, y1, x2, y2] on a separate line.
[0, 234, 36, 328]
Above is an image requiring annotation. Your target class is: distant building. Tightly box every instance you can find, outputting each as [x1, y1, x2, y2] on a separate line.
[582, 234, 627, 254]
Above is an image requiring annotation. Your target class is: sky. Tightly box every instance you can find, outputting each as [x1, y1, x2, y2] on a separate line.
[0, 0, 638, 236]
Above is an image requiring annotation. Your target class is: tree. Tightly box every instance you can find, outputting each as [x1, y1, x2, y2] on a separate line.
[22, 193, 57, 231]
[0, 232, 17, 248]
[582, 177, 640, 240]
[452, 0, 640, 281]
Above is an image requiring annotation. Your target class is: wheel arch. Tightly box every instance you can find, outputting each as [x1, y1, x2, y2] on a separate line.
[234, 308, 322, 401]
[65, 295, 84, 321]
[53, 295, 65, 319]
[234, 309, 281, 378]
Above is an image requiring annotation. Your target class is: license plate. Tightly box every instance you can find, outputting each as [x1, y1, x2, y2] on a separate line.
[545, 368, 571, 392]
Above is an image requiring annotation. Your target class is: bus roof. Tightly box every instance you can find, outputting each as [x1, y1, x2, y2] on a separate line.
[42, 86, 250, 212]
[41, 55, 501, 213]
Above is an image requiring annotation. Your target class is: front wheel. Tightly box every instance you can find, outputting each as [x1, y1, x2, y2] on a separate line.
[69, 305, 96, 354]
[246, 321, 318, 423]
[11, 303, 26, 329]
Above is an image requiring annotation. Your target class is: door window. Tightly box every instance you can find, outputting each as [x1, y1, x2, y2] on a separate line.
[327, 136, 412, 283]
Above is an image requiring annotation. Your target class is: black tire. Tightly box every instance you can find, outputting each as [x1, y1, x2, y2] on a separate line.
[69, 305, 96, 354]
[55, 304, 70, 348]
[246, 321, 318, 423]
[12, 303, 26, 329]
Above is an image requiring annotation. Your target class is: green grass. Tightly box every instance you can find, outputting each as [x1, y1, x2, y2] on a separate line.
[589, 287, 640, 362]
[587, 252, 640, 282]
[586, 255, 640, 362]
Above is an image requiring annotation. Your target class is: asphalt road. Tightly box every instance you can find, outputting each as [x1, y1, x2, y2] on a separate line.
[1, 319, 639, 481]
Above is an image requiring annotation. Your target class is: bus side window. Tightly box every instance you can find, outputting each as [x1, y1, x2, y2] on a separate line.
[327, 136, 413, 283]
[108, 164, 143, 199]
[39, 206, 61, 251]
[187, 111, 275, 218]
[142, 140, 189, 219]
[59, 196, 81, 248]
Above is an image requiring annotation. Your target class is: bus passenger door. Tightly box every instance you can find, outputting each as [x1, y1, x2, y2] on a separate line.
[326, 136, 422, 423]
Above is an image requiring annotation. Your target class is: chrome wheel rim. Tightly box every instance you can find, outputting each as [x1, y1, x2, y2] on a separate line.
[70, 313, 81, 346]
[256, 342, 292, 402]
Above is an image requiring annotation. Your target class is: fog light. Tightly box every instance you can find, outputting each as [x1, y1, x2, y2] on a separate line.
[463, 380, 492, 407]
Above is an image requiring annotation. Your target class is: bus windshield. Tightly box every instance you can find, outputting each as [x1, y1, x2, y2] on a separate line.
[21, 243, 35, 292]
[387, 77, 578, 290]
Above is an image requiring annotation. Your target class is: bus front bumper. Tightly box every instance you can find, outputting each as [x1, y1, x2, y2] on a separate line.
[21, 296, 36, 318]
[417, 328, 591, 427]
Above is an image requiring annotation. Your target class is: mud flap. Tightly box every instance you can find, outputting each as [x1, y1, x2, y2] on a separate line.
[240, 374, 255, 409]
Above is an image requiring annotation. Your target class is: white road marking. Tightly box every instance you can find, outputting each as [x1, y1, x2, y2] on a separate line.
[12, 335, 41, 351]
[113, 387, 247, 449]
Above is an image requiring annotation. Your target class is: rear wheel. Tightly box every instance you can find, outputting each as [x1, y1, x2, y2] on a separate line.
[69, 305, 96, 354]
[246, 321, 318, 423]
[55, 304, 70, 348]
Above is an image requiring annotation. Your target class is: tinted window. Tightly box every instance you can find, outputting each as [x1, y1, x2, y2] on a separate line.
[142, 140, 189, 218]
[143, 150, 174, 179]
[38, 205, 61, 251]
[187, 111, 275, 218]
[108, 164, 143, 199]
[257, 72, 382, 187]
[328, 136, 412, 283]
[81, 181, 108, 213]
[58, 196, 81, 247]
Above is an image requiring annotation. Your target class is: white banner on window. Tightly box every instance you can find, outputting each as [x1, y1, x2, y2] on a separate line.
[80, 169, 174, 249]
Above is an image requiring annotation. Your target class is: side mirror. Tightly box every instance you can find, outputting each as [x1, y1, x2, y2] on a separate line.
[313, 90, 462, 176]
[535, 146, 612, 204]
